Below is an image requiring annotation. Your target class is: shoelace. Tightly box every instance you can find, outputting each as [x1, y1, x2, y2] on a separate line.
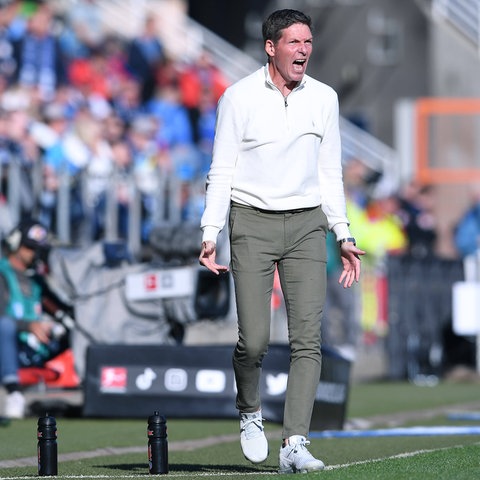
[287, 439, 312, 457]
[241, 417, 264, 439]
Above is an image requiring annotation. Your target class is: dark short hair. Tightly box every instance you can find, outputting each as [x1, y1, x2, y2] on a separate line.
[262, 9, 312, 45]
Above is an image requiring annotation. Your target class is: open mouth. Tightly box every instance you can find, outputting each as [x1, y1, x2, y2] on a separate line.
[293, 59, 306, 72]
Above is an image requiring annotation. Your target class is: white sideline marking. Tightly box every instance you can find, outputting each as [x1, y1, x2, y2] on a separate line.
[325, 444, 468, 470]
[313, 425, 480, 438]
[2, 442, 478, 479]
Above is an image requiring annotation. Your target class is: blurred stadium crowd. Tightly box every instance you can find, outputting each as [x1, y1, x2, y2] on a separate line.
[0, 0, 475, 260]
[0, 0, 228, 249]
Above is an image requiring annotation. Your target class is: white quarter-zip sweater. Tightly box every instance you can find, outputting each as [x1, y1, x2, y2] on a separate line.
[201, 65, 351, 244]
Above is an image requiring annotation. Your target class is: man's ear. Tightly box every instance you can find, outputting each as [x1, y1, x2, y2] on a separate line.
[265, 39, 275, 58]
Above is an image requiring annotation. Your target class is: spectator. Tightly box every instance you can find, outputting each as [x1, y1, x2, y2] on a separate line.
[76, 115, 114, 241]
[454, 186, 480, 259]
[29, 100, 70, 152]
[0, 89, 40, 219]
[128, 114, 170, 241]
[146, 81, 194, 149]
[11, 2, 67, 102]
[196, 85, 217, 178]
[125, 13, 165, 103]
[396, 181, 437, 258]
[146, 82, 201, 216]
[68, 36, 129, 103]
[102, 111, 127, 145]
[61, 0, 104, 59]
[354, 194, 407, 261]
[0, 218, 61, 418]
[147, 79, 208, 222]
[0, 1, 18, 85]
[351, 193, 407, 340]
[68, 47, 112, 101]
[33, 101, 71, 229]
[108, 139, 134, 239]
[39, 105, 96, 240]
[178, 50, 228, 143]
[342, 157, 371, 209]
[110, 76, 145, 125]
[6, 0, 32, 41]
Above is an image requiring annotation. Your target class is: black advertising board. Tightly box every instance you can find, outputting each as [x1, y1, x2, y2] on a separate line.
[83, 344, 350, 431]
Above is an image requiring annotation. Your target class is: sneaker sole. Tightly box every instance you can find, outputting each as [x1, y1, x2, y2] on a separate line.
[240, 430, 269, 463]
[243, 452, 269, 464]
[241, 443, 269, 464]
[278, 468, 324, 474]
[278, 463, 325, 474]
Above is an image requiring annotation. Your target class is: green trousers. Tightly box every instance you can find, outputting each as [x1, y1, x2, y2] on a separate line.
[229, 202, 328, 439]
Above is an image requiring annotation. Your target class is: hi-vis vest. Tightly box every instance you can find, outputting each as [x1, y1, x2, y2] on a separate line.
[0, 258, 42, 321]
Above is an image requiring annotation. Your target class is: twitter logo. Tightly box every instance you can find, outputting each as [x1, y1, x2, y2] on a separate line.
[266, 373, 288, 396]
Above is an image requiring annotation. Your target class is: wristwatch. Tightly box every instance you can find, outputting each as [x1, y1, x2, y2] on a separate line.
[338, 237, 356, 247]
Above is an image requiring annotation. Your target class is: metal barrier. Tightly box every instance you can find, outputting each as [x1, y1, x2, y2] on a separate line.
[385, 254, 467, 381]
[0, 155, 197, 261]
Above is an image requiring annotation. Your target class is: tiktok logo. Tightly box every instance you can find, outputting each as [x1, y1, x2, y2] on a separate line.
[135, 368, 157, 390]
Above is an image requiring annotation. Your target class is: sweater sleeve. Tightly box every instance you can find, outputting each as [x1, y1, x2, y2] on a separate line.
[200, 93, 242, 243]
[317, 92, 351, 240]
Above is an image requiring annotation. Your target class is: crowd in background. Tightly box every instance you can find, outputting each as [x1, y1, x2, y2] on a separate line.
[0, 0, 228, 246]
[0, 0, 477, 256]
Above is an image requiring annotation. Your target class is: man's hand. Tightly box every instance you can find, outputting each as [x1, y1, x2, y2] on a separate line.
[338, 243, 366, 288]
[29, 320, 53, 344]
[199, 241, 229, 275]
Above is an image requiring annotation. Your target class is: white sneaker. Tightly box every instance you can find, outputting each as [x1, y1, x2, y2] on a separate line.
[5, 391, 26, 419]
[278, 435, 325, 474]
[239, 410, 268, 463]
